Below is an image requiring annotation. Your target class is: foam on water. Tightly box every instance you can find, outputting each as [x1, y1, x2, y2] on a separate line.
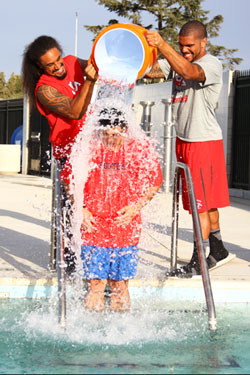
[17, 291, 207, 346]
[2, 300, 250, 373]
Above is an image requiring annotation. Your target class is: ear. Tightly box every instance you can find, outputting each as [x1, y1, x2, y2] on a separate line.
[201, 37, 207, 50]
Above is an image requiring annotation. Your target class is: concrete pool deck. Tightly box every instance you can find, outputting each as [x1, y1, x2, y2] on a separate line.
[0, 173, 250, 302]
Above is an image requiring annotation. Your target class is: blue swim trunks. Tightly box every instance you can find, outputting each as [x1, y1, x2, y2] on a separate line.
[81, 245, 138, 281]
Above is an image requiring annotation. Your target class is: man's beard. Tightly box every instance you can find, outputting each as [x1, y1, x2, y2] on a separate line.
[56, 71, 67, 80]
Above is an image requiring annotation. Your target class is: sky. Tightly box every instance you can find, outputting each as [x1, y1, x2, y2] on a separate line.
[1, 0, 249, 80]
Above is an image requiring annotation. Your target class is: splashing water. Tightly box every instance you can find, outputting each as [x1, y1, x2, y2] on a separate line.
[16, 289, 208, 346]
[2, 298, 250, 374]
[67, 75, 161, 277]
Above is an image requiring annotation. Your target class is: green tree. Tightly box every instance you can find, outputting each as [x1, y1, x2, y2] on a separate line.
[0, 72, 8, 98]
[85, 0, 242, 70]
[6, 73, 23, 98]
[0, 72, 23, 99]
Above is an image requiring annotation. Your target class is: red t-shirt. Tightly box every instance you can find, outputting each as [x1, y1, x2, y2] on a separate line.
[35, 55, 86, 159]
[61, 139, 163, 247]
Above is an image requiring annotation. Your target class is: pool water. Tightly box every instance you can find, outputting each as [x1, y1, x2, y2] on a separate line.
[1, 297, 250, 374]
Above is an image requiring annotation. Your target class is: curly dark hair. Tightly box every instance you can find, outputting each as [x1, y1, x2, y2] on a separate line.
[21, 35, 63, 108]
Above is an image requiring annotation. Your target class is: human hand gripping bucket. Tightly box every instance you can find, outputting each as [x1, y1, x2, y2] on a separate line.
[89, 23, 157, 84]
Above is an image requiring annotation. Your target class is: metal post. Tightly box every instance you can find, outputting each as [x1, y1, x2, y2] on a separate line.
[55, 162, 66, 329]
[74, 12, 78, 57]
[22, 95, 30, 175]
[161, 98, 174, 192]
[6, 101, 9, 144]
[139, 101, 155, 136]
[49, 159, 57, 271]
[171, 162, 217, 331]
[170, 167, 180, 271]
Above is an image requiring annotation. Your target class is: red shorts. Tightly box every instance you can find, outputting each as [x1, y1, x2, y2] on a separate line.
[176, 138, 230, 213]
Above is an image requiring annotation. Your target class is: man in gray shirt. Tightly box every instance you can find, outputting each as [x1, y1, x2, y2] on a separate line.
[145, 20, 230, 277]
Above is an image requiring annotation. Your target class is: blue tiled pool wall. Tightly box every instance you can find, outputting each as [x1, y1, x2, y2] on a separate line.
[1, 284, 250, 303]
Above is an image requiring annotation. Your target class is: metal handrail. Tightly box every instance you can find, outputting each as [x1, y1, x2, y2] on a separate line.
[55, 161, 67, 329]
[171, 162, 217, 331]
[49, 160, 57, 271]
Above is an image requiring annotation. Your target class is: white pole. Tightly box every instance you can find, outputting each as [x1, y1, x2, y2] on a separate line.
[161, 98, 174, 193]
[22, 94, 30, 174]
[75, 12, 78, 57]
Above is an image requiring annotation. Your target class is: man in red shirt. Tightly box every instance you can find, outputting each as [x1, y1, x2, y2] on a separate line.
[61, 107, 163, 311]
[22, 35, 98, 160]
[22, 35, 98, 274]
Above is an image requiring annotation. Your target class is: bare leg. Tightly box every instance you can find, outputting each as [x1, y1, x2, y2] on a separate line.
[198, 211, 211, 240]
[198, 208, 220, 239]
[109, 280, 130, 311]
[208, 208, 220, 231]
[85, 279, 107, 311]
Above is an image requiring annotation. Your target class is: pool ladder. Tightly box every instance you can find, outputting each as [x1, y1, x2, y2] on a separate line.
[171, 162, 217, 331]
[54, 160, 67, 329]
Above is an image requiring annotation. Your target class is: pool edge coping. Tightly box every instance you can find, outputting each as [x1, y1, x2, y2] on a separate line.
[1, 276, 250, 303]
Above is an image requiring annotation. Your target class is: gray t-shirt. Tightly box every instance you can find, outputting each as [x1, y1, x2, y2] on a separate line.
[159, 54, 223, 142]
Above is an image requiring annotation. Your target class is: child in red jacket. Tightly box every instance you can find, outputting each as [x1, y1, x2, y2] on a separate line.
[61, 107, 163, 311]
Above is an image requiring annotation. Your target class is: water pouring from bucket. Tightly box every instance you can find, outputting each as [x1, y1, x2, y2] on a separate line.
[60, 24, 162, 315]
[89, 23, 157, 85]
[63, 25, 158, 278]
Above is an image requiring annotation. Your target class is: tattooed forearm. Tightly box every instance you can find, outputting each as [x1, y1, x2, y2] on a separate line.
[144, 61, 165, 79]
[37, 85, 75, 118]
[193, 64, 206, 82]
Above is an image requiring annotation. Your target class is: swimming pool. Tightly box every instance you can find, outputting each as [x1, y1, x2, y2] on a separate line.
[1, 295, 250, 374]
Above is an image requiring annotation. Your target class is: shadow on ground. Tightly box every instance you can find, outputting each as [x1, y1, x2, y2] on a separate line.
[144, 222, 250, 263]
[0, 209, 50, 229]
[0, 227, 50, 275]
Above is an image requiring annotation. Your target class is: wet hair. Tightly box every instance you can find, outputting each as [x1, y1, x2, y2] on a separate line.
[98, 107, 127, 129]
[21, 35, 63, 108]
[179, 20, 207, 39]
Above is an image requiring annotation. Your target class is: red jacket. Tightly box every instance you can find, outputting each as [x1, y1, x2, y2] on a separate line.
[61, 139, 163, 247]
[35, 55, 86, 159]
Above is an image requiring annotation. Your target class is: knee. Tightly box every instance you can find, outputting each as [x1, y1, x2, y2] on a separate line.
[88, 279, 107, 293]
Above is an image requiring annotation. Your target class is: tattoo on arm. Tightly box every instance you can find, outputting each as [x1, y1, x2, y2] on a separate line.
[37, 85, 74, 118]
[145, 61, 165, 79]
[193, 63, 206, 82]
